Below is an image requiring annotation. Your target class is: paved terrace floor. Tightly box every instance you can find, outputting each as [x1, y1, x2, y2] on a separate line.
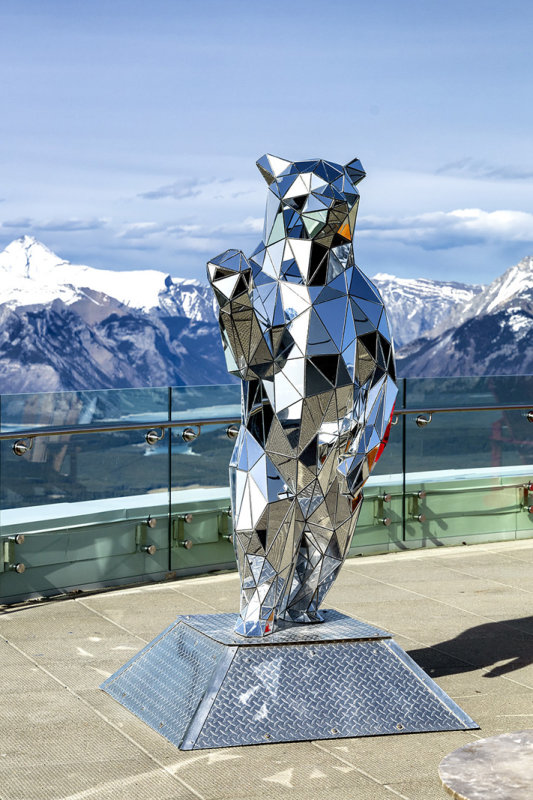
[1, 539, 532, 800]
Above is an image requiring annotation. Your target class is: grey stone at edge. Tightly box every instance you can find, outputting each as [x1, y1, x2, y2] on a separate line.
[439, 730, 533, 800]
[101, 611, 479, 750]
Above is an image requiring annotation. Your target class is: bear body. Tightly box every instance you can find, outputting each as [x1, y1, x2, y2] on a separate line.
[207, 155, 397, 636]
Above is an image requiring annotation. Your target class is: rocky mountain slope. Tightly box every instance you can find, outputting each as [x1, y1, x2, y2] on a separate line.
[0, 237, 530, 392]
[396, 256, 533, 377]
[371, 273, 483, 347]
[0, 236, 230, 393]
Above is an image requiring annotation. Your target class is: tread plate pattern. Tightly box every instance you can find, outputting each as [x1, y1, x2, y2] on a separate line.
[195, 638, 476, 748]
[101, 612, 478, 750]
[180, 609, 390, 645]
[101, 621, 224, 747]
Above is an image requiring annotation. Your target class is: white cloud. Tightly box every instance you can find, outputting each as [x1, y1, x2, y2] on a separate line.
[359, 208, 533, 250]
[116, 216, 262, 242]
[436, 158, 533, 181]
[2, 217, 109, 232]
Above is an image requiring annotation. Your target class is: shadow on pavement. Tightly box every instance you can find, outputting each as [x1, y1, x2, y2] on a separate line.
[407, 616, 533, 678]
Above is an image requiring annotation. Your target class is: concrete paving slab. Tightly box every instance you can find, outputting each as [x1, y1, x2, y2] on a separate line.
[0, 761, 198, 800]
[314, 730, 477, 783]
[386, 775, 447, 800]
[1, 539, 532, 800]
[80, 586, 199, 641]
[440, 560, 533, 591]
[503, 546, 533, 563]
[170, 740, 398, 800]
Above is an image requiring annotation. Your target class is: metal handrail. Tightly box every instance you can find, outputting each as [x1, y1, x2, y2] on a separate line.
[0, 403, 531, 442]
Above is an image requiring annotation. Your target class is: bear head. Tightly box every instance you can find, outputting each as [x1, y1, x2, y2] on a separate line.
[256, 155, 365, 251]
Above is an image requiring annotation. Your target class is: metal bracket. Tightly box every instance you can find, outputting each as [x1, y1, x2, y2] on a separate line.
[217, 508, 233, 541]
[374, 493, 392, 527]
[135, 518, 157, 555]
[172, 515, 194, 549]
[408, 491, 427, 522]
[522, 482, 533, 512]
[1, 534, 26, 573]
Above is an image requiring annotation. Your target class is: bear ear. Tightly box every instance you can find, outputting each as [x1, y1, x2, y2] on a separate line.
[345, 158, 366, 185]
[256, 154, 292, 185]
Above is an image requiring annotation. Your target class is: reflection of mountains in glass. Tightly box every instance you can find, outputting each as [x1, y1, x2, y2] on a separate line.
[0, 386, 240, 510]
[0, 385, 241, 430]
[1, 378, 530, 511]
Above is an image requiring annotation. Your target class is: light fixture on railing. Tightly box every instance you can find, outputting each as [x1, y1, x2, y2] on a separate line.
[527, 411, 533, 423]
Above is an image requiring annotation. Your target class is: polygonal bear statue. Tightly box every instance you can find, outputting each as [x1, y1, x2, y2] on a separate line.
[207, 155, 397, 637]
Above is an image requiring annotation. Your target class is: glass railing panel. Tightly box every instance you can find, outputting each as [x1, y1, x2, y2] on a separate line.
[405, 375, 533, 472]
[169, 385, 239, 572]
[170, 383, 240, 424]
[169, 385, 239, 492]
[403, 376, 533, 547]
[0, 387, 171, 510]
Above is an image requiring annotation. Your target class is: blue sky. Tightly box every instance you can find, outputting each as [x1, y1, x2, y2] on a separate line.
[1, 0, 532, 284]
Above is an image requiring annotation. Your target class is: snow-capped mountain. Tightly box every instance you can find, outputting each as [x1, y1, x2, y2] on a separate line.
[371, 273, 483, 347]
[0, 236, 228, 393]
[0, 236, 530, 392]
[0, 236, 217, 321]
[396, 257, 533, 377]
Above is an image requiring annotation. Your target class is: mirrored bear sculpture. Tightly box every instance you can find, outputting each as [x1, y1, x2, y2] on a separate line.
[207, 155, 397, 637]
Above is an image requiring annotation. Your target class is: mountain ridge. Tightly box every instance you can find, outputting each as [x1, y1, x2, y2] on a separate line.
[0, 236, 531, 391]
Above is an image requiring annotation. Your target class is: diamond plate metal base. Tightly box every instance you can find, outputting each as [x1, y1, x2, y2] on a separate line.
[101, 610, 478, 749]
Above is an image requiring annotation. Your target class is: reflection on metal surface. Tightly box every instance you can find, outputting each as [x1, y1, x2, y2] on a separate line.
[181, 427, 199, 443]
[145, 429, 164, 445]
[101, 610, 478, 749]
[12, 439, 32, 456]
[415, 413, 432, 428]
[225, 424, 240, 440]
[208, 155, 398, 636]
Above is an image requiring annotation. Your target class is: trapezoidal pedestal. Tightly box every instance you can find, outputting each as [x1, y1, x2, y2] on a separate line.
[101, 610, 478, 750]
